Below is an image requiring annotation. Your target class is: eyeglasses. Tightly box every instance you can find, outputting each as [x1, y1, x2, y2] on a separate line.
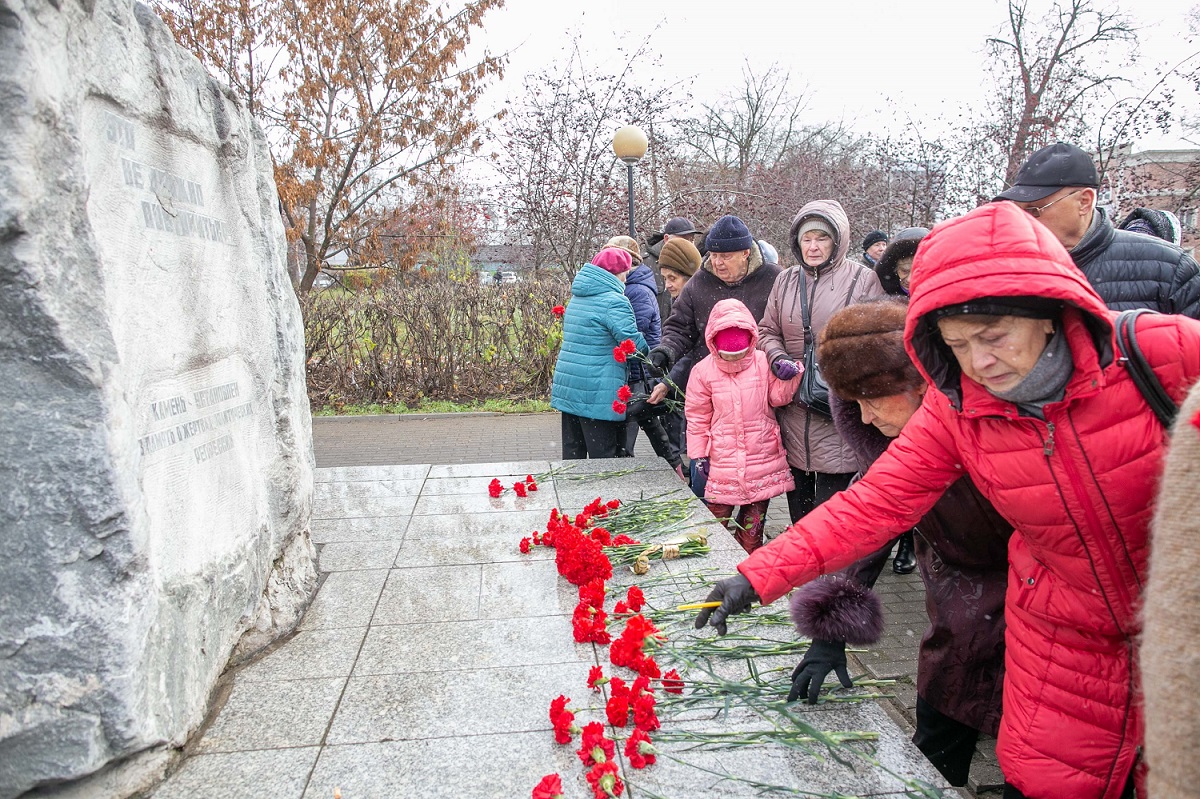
[1021, 189, 1082, 219]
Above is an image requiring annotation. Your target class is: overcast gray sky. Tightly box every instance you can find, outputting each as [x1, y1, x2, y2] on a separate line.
[475, 0, 1199, 150]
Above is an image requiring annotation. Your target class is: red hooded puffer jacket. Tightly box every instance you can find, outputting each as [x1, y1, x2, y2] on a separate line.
[739, 202, 1200, 799]
[686, 299, 799, 504]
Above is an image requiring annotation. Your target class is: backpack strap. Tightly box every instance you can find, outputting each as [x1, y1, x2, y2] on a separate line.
[1115, 309, 1178, 430]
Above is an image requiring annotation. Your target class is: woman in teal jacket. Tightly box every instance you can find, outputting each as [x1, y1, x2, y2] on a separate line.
[551, 248, 649, 458]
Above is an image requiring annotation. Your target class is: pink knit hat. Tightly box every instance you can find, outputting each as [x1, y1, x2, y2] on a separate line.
[713, 327, 752, 354]
[591, 247, 632, 275]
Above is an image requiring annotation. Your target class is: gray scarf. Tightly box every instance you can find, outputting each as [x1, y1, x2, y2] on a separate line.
[990, 326, 1074, 418]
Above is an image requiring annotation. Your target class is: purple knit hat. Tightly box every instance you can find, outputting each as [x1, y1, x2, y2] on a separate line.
[591, 247, 632, 275]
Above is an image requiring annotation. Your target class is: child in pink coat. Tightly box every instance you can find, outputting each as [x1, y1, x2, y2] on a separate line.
[686, 298, 801, 553]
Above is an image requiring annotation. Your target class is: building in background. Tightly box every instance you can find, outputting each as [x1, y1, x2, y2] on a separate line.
[1102, 146, 1199, 255]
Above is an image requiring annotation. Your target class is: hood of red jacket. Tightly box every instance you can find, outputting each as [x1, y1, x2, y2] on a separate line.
[905, 202, 1115, 410]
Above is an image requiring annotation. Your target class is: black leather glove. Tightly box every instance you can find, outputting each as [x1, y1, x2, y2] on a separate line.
[647, 347, 673, 376]
[788, 639, 853, 704]
[693, 574, 760, 636]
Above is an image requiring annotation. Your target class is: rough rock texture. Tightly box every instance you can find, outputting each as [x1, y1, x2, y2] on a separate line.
[0, 3, 316, 796]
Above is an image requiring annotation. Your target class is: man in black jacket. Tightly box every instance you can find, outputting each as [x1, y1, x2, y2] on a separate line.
[996, 142, 1200, 318]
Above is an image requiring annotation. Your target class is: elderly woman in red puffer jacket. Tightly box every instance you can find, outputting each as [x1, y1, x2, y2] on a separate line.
[692, 201, 1200, 799]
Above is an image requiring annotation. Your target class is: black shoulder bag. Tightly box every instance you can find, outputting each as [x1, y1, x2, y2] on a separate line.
[796, 267, 861, 417]
[1115, 308, 1178, 430]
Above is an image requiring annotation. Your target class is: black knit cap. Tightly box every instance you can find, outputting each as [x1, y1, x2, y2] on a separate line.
[930, 295, 1064, 322]
[861, 230, 888, 251]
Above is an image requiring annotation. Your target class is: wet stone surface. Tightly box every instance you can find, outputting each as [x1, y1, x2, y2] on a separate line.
[153, 459, 956, 798]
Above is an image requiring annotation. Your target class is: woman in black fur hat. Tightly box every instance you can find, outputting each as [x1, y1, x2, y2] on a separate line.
[788, 299, 1013, 787]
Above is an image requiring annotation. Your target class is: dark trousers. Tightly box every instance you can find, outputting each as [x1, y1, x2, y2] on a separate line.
[785, 468, 855, 524]
[913, 696, 980, 787]
[664, 410, 686, 464]
[561, 412, 625, 460]
[624, 415, 680, 467]
[1002, 773, 1135, 799]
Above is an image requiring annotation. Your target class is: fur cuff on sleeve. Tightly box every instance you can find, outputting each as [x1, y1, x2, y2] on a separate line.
[789, 576, 884, 646]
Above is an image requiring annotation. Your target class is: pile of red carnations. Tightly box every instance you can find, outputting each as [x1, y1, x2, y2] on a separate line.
[524, 499, 690, 798]
[489, 474, 539, 498]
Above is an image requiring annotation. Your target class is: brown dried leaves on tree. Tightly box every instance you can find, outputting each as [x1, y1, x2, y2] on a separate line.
[154, 0, 505, 291]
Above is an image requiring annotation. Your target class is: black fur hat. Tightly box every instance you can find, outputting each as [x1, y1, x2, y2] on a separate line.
[818, 299, 923, 400]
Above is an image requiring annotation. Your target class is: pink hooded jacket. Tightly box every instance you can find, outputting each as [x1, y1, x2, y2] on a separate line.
[685, 299, 799, 504]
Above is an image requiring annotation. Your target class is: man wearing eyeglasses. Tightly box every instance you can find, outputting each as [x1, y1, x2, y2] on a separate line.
[995, 142, 1200, 318]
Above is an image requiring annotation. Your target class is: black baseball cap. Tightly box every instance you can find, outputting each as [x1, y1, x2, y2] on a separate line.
[994, 142, 1100, 203]
[662, 217, 701, 236]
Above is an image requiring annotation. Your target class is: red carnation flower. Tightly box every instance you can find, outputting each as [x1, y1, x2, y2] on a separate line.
[611, 534, 638, 546]
[519, 537, 532, 554]
[577, 721, 615, 767]
[549, 695, 576, 744]
[488, 478, 503, 498]
[620, 339, 637, 354]
[588, 666, 607, 690]
[605, 693, 630, 727]
[612, 346, 627, 363]
[616, 384, 633, 402]
[552, 305, 565, 318]
[513, 481, 528, 498]
[624, 728, 657, 769]
[661, 669, 685, 694]
[606, 499, 621, 510]
[533, 773, 564, 799]
[612, 400, 627, 414]
[633, 690, 660, 731]
[625, 585, 645, 612]
[586, 760, 624, 799]
[527, 480, 539, 491]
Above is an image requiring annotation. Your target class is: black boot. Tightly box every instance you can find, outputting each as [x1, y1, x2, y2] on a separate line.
[893, 530, 916, 574]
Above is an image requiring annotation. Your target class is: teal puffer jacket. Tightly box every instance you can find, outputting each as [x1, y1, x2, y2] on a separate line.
[551, 265, 648, 421]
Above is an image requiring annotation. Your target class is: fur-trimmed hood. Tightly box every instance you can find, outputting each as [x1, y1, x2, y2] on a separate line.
[874, 227, 929, 296]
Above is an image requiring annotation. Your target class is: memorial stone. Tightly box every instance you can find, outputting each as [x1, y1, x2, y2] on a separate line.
[0, 2, 316, 796]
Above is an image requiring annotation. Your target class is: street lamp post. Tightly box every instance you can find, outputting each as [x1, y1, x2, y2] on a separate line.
[612, 125, 648, 240]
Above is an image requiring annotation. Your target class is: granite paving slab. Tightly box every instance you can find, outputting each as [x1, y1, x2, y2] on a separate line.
[395, 529, 553, 568]
[412, 490, 557, 516]
[325, 662, 596, 744]
[298, 569, 389, 631]
[427, 460, 551, 479]
[371, 563, 482, 625]
[153, 747, 320, 799]
[193, 677, 346, 754]
[313, 493, 418, 520]
[316, 540, 403, 571]
[313, 479, 425, 500]
[400, 509, 551, 541]
[302, 732, 585, 799]
[314, 464, 431, 483]
[237, 628, 367, 683]
[354, 616, 583, 675]
[309, 515, 410, 544]
[477, 558, 581, 620]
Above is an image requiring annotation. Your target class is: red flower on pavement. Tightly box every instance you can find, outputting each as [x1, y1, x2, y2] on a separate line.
[526, 474, 539, 491]
[613, 346, 627, 363]
[613, 600, 630, 615]
[617, 384, 633, 402]
[611, 534, 638, 546]
[606, 499, 621, 510]
[514, 481, 528, 497]
[625, 585, 645, 612]
[552, 305, 565, 318]
[633, 689, 660, 731]
[661, 669, 684, 694]
[549, 695, 576, 744]
[588, 665, 607, 690]
[620, 339, 637, 355]
[612, 400, 627, 414]
[488, 478, 503, 498]
[605, 693, 630, 727]
[577, 721, 616, 766]
[532, 773, 564, 799]
[519, 537, 532, 554]
[586, 760, 624, 798]
[624, 728, 657, 768]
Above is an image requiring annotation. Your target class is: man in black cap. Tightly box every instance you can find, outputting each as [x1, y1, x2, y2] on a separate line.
[861, 230, 888, 267]
[996, 142, 1200, 318]
[644, 217, 705, 322]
